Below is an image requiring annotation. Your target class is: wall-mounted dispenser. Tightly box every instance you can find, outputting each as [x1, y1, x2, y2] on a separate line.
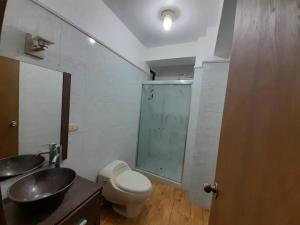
[68, 123, 80, 133]
[24, 33, 54, 59]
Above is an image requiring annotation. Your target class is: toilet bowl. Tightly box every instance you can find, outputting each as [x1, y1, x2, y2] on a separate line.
[98, 160, 152, 218]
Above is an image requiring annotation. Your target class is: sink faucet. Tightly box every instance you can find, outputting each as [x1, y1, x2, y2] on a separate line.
[39, 143, 61, 168]
[49, 144, 61, 168]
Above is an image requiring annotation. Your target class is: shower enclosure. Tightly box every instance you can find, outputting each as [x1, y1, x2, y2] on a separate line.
[136, 81, 192, 183]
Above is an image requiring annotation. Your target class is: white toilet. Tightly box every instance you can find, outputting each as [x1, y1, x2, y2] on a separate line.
[98, 160, 152, 218]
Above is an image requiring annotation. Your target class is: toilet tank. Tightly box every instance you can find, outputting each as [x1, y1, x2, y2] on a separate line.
[97, 160, 130, 186]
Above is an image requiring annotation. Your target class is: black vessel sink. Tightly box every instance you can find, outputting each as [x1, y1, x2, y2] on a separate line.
[8, 168, 76, 207]
[0, 155, 45, 180]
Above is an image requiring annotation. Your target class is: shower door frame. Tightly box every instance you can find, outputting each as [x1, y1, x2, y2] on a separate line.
[135, 80, 193, 185]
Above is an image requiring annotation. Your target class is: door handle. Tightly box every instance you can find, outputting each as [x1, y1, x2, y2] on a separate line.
[204, 182, 218, 199]
[9, 121, 17, 127]
[78, 219, 88, 225]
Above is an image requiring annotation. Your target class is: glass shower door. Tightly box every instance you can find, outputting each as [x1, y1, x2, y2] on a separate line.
[136, 84, 191, 183]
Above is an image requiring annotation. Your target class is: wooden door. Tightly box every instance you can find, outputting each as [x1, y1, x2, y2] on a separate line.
[0, 56, 19, 158]
[208, 0, 300, 225]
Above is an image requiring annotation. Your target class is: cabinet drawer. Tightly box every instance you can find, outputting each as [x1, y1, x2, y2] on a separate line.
[59, 192, 100, 225]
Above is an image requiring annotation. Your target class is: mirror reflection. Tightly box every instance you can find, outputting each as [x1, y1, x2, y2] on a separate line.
[0, 56, 63, 161]
[18, 62, 63, 156]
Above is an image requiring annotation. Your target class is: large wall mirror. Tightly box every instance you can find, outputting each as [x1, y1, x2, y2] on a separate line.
[0, 56, 71, 160]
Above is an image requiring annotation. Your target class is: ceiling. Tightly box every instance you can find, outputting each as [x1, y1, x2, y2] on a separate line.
[103, 0, 221, 48]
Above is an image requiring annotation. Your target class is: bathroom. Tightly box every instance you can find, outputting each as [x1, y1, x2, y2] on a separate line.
[0, 0, 298, 225]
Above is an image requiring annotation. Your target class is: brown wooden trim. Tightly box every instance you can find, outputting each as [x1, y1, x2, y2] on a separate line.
[0, 0, 7, 37]
[60, 72, 71, 160]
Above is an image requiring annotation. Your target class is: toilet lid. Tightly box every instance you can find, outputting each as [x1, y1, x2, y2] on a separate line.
[115, 170, 152, 193]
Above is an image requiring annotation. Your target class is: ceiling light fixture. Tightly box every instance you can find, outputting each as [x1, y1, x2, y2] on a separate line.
[161, 10, 175, 31]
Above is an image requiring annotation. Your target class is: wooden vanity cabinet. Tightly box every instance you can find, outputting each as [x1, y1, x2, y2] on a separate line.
[3, 176, 101, 225]
[59, 192, 100, 225]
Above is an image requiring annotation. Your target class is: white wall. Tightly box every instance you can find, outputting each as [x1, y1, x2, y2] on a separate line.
[19, 62, 63, 154]
[187, 62, 229, 209]
[145, 26, 220, 68]
[194, 26, 223, 66]
[32, 0, 149, 74]
[145, 42, 198, 63]
[153, 65, 194, 80]
[0, 0, 149, 188]
[32, 0, 225, 70]
[182, 66, 205, 190]
[214, 0, 237, 58]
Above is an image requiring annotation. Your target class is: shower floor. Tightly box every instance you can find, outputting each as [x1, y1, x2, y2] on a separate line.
[137, 157, 183, 183]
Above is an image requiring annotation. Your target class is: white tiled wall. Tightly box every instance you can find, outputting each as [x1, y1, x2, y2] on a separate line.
[0, 0, 149, 185]
[188, 62, 229, 209]
[154, 65, 195, 80]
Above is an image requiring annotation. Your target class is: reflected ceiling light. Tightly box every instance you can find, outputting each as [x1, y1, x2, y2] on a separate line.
[161, 10, 175, 31]
[89, 37, 96, 44]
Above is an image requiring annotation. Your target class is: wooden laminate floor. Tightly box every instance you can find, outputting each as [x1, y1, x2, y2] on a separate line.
[100, 179, 210, 225]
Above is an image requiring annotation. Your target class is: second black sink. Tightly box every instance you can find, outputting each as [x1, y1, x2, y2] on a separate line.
[0, 155, 45, 180]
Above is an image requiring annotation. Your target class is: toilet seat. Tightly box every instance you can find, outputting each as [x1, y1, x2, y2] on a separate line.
[115, 170, 151, 193]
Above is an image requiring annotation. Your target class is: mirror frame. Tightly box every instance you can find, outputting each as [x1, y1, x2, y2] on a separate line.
[0, 0, 7, 36]
[60, 72, 71, 160]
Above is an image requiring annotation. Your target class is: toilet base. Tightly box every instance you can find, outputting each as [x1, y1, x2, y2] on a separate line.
[112, 202, 144, 218]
